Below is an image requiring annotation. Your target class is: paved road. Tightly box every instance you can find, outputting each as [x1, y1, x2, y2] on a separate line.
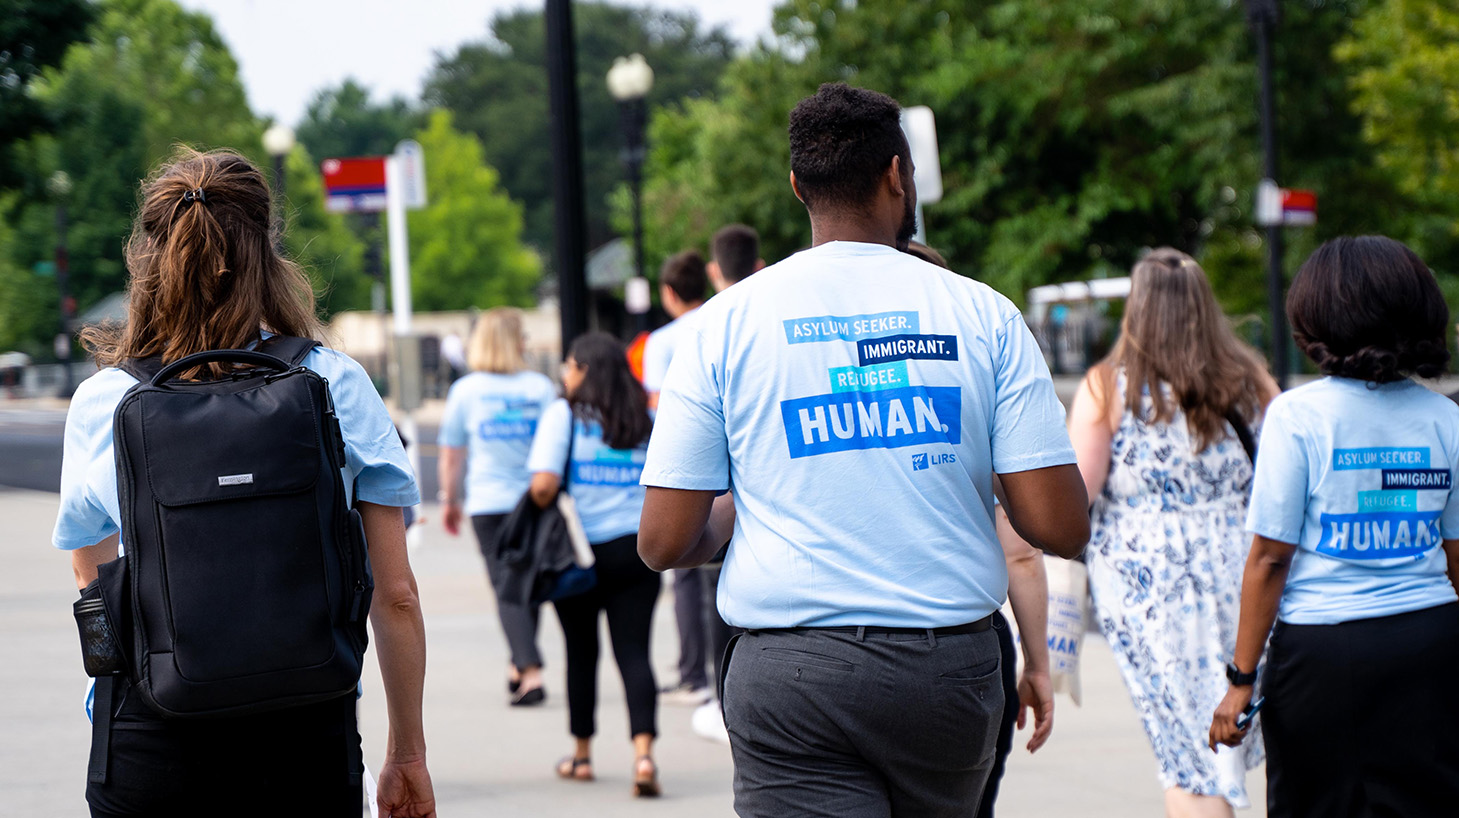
[2, 486, 1267, 816]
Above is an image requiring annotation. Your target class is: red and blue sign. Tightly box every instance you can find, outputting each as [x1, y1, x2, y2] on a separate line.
[321, 157, 387, 213]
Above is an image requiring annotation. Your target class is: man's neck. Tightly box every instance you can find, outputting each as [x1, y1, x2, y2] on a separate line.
[808, 212, 898, 248]
[667, 301, 703, 320]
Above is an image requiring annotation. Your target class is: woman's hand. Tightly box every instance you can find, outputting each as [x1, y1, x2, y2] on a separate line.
[1016, 669, 1055, 752]
[441, 501, 463, 536]
[1208, 684, 1254, 749]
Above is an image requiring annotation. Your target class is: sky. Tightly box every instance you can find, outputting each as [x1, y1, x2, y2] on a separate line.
[175, 0, 779, 128]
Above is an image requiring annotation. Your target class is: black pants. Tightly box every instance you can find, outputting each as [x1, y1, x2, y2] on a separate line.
[724, 626, 1003, 818]
[87, 678, 361, 817]
[472, 512, 544, 669]
[700, 562, 742, 688]
[975, 612, 1020, 818]
[552, 534, 661, 739]
[1264, 602, 1459, 818]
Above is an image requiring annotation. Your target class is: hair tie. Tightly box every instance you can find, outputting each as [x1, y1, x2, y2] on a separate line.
[181, 188, 207, 205]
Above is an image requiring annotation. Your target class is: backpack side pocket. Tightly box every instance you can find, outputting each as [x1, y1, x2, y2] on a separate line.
[74, 574, 126, 678]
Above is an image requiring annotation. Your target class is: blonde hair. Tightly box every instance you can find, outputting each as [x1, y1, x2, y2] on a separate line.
[1096, 248, 1268, 451]
[467, 307, 526, 374]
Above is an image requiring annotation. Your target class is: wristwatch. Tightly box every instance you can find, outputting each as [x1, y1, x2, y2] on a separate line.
[1225, 662, 1258, 687]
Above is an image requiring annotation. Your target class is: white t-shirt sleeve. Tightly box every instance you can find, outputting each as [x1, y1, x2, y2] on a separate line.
[328, 353, 419, 507]
[642, 327, 673, 392]
[1245, 398, 1308, 544]
[1441, 415, 1459, 540]
[437, 379, 469, 448]
[989, 312, 1077, 473]
[52, 381, 119, 550]
[527, 398, 573, 476]
[641, 328, 730, 491]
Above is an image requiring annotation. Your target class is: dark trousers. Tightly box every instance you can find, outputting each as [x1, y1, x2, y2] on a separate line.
[87, 678, 360, 817]
[701, 562, 742, 688]
[552, 534, 661, 739]
[472, 512, 544, 669]
[724, 626, 1003, 818]
[975, 612, 1020, 818]
[673, 566, 709, 689]
[1264, 602, 1459, 818]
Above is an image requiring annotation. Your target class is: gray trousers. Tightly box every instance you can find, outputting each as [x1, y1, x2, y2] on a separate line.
[723, 627, 1002, 818]
[472, 513, 543, 669]
[672, 567, 709, 689]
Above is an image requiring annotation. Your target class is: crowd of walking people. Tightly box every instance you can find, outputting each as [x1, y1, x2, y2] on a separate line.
[49, 79, 1459, 818]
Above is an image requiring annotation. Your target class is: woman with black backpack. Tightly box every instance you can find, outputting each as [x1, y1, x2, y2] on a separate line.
[53, 149, 435, 817]
[525, 332, 661, 796]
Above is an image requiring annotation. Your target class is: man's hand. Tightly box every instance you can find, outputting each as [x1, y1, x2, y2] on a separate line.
[1208, 684, 1254, 750]
[441, 502, 463, 537]
[1016, 669, 1054, 752]
[376, 757, 436, 818]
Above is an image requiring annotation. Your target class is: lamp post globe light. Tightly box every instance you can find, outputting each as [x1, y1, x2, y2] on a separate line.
[262, 123, 296, 198]
[607, 54, 654, 332]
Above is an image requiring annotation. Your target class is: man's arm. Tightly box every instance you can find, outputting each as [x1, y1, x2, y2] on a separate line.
[997, 464, 1089, 559]
[359, 501, 436, 818]
[639, 487, 719, 571]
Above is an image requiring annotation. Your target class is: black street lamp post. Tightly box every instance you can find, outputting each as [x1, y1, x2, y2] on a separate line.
[1246, 0, 1288, 388]
[49, 171, 74, 397]
[546, 0, 590, 354]
[608, 54, 655, 334]
[262, 123, 295, 201]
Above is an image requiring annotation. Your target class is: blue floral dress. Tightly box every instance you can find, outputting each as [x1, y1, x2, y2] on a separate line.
[1087, 373, 1264, 807]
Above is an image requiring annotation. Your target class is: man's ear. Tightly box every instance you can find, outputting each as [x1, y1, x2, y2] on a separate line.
[887, 155, 907, 198]
[790, 170, 806, 204]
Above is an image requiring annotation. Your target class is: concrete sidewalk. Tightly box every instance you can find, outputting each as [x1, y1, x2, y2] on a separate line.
[2, 487, 1265, 815]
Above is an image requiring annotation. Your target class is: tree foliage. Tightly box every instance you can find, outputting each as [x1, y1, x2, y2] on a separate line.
[295, 79, 424, 164]
[423, 2, 734, 253]
[407, 110, 540, 311]
[0, 0, 96, 191]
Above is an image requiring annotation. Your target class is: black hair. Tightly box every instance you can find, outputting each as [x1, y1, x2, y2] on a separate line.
[788, 83, 909, 212]
[711, 224, 761, 283]
[1287, 235, 1450, 383]
[566, 332, 653, 450]
[660, 250, 707, 305]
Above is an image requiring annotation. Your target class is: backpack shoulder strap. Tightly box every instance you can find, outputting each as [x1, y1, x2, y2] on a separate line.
[1225, 409, 1257, 463]
[256, 335, 321, 366]
[118, 356, 164, 384]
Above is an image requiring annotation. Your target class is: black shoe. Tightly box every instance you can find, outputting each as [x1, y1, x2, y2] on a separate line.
[511, 686, 546, 707]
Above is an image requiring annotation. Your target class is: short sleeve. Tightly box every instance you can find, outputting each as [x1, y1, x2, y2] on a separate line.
[527, 399, 573, 476]
[437, 379, 469, 448]
[52, 384, 119, 550]
[327, 353, 420, 507]
[642, 329, 672, 392]
[990, 313, 1077, 473]
[1441, 416, 1459, 540]
[641, 327, 730, 490]
[1245, 399, 1309, 543]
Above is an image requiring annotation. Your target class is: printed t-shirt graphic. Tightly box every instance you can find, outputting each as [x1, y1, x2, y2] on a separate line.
[438, 371, 557, 516]
[1246, 377, 1459, 624]
[641, 241, 1076, 630]
[527, 398, 647, 545]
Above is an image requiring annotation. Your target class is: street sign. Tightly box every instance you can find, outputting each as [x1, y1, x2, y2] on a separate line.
[1256, 178, 1317, 226]
[394, 140, 427, 210]
[321, 156, 387, 213]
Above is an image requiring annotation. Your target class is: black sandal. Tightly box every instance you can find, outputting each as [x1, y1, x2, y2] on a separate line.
[556, 756, 594, 781]
[633, 755, 660, 798]
[511, 686, 546, 706]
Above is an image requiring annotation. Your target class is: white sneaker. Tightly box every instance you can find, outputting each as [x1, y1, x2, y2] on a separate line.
[692, 700, 731, 745]
[661, 683, 713, 706]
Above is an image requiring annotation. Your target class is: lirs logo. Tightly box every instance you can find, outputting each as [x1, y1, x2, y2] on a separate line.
[912, 451, 956, 471]
[911, 453, 929, 471]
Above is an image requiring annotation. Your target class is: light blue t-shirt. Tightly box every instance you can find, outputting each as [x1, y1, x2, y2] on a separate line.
[641, 241, 1077, 630]
[53, 345, 420, 552]
[1246, 377, 1459, 625]
[438, 370, 558, 515]
[527, 398, 648, 545]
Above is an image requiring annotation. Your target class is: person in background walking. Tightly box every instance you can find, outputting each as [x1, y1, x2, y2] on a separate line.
[1069, 248, 1277, 817]
[438, 307, 557, 706]
[527, 332, 662, 796]
[637, 82, 1089, 817]
[54, 149, 434, 818]
[1211, 236, 1459, 817]
[642, 251, 714, 706]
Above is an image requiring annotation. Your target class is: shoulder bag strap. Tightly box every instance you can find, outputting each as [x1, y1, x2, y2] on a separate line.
[1225, 409, 1257, 464]
[561, 409, 576, 493]
[255, 334, 320, 366]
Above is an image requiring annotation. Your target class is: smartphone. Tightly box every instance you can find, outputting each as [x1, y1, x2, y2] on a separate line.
[1235, 696, 1265, 731]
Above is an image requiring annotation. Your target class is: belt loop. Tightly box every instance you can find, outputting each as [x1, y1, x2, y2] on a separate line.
[927, 628, 938, 648]
[856, 626, 866, 642]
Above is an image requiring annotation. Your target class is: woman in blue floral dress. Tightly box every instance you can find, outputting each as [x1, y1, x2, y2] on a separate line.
[1068, 249, 1279, 816]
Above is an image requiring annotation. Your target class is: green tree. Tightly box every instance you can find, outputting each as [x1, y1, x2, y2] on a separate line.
[295, 79, 423, 163]
[406, 110, 540, 311]
[0, 0, 96, 191]
[423, 2, 734, 253]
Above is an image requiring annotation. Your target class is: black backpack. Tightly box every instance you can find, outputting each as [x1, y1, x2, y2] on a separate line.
[96, 336, 372, 718]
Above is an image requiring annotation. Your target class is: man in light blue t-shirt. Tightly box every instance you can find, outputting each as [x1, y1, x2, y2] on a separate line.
[637, 83, 1090, 818]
